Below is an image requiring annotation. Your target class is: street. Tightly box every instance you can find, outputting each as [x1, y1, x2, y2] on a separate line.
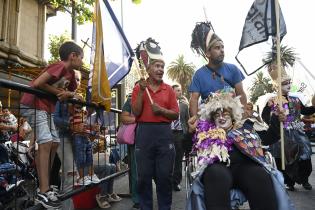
[97, 155, 315, 210]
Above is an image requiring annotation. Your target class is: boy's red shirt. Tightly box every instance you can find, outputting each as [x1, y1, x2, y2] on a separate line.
[20, 61, 77, 113]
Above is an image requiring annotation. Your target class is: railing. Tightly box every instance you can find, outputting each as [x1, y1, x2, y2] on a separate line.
[0, 78, 130, 210]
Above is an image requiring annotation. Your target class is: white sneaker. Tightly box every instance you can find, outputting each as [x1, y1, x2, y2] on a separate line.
[90, 174, 100, 184]
[36, 190, 61, 209]
[77, 176, 92, 186]
[50, 185, 65, 198]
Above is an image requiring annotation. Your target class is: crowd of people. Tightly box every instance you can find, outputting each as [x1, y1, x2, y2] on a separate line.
[1, 21, 315, 210]
[124, 22, 314, 210]
[1, 42, 123, 209]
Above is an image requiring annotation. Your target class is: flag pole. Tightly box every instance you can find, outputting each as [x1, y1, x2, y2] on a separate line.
[275, 0, 285, 170]
[133, 57, 153, 104]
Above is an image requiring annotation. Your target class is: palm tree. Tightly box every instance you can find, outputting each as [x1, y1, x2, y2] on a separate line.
[167, 55, 195, 98]
[249, 71, 275, 104]
[262, 45, 298, 80]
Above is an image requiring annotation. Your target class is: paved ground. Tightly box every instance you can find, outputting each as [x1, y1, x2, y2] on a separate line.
[93, 155, 315, 210]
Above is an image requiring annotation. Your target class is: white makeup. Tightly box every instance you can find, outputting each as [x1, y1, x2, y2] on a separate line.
[214, 112, 233, 130]
[281, 84, 291, 93]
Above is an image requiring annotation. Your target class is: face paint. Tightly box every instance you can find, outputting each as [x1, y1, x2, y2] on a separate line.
[281, 83, 291, 93]
[214, 111, 233, 130]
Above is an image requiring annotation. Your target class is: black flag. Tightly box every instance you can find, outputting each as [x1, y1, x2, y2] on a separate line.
[236, 0, 287, 76]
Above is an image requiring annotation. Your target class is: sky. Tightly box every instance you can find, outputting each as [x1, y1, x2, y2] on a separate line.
[45, 0, 315, 103]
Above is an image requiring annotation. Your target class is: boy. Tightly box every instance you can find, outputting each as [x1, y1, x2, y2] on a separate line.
[69, 99, 100, 185]
[20, 41, 83, 208]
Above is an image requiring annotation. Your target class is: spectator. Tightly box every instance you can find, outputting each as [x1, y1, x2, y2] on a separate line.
[121, 90, 140, 209]
[20, 41, 83, 209]
[94, 151, 122, 209]
[245, 102, 263, 123]
[0, 107, 18, 142]
[68, 99, 100, 185]
[171, 84, 189, 192]
[302, 114, 315, 139]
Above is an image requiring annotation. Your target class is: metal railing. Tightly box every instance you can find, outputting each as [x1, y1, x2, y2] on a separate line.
[0, 78, 130, 210]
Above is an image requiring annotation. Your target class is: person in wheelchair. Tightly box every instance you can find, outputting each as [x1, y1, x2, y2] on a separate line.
[186, 91, 294, 210]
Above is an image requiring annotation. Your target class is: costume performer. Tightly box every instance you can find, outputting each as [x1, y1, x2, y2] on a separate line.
[186, 91, 295, 210]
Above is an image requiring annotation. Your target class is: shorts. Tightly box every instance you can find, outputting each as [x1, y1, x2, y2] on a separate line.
[74, 134, 93, 169]
[20, 105, 59, 144]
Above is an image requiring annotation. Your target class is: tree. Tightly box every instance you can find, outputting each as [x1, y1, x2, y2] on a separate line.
[44, 0, 142, 24]
[248, 71, 275, 104]
[167, 55, 195, 98]
[45, 0, 94, 24]
[47, 31, 71, 64]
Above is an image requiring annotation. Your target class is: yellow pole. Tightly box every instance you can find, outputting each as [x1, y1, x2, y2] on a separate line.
[275, 0, 285, 170]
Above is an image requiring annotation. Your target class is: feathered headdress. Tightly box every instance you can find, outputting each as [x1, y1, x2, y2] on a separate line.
[198, 90, 244, 125]
[191, 22, 222, 59]
[135, 37, 164, 69]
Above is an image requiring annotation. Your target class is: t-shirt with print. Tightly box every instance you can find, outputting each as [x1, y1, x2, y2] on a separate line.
[20, 61, 77, 113]
[189, 63, 245, 100]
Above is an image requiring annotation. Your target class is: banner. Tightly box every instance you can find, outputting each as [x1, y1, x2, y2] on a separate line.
[236, 0, 287, 76]
[88, 0, 111, 111]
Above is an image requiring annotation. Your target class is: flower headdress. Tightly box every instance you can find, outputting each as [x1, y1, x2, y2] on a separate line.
[198, 89, 244, 126]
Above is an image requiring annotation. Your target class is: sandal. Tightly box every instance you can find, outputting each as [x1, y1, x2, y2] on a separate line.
[96, 194, 111, 209]
[107, 193, 122, 202]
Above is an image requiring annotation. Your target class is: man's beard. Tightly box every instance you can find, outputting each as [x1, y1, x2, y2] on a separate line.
[211, 57, 224, 65]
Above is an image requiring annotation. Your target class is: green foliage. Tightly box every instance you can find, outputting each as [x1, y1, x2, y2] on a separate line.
[249, 71, 275, 104]
[47, 0, 94, 24]
[132, 0, 142, 4]
[167, 55, 195, 98]
[47, 31, 71, 64]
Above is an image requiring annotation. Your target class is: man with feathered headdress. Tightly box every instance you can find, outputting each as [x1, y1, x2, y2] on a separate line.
[131, 38, 179, 210]
[189, 22, 247, 118]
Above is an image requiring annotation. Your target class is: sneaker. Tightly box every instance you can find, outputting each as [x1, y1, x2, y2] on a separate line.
[77, 176, 92, 186]
[36, 190, 61, 209]
[96, 194, 111, 209]
[50, 185, 64, 198]
[302, 182, 312, 190]
[107, 193, 122, 202]
[90, 174, 100, 184]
